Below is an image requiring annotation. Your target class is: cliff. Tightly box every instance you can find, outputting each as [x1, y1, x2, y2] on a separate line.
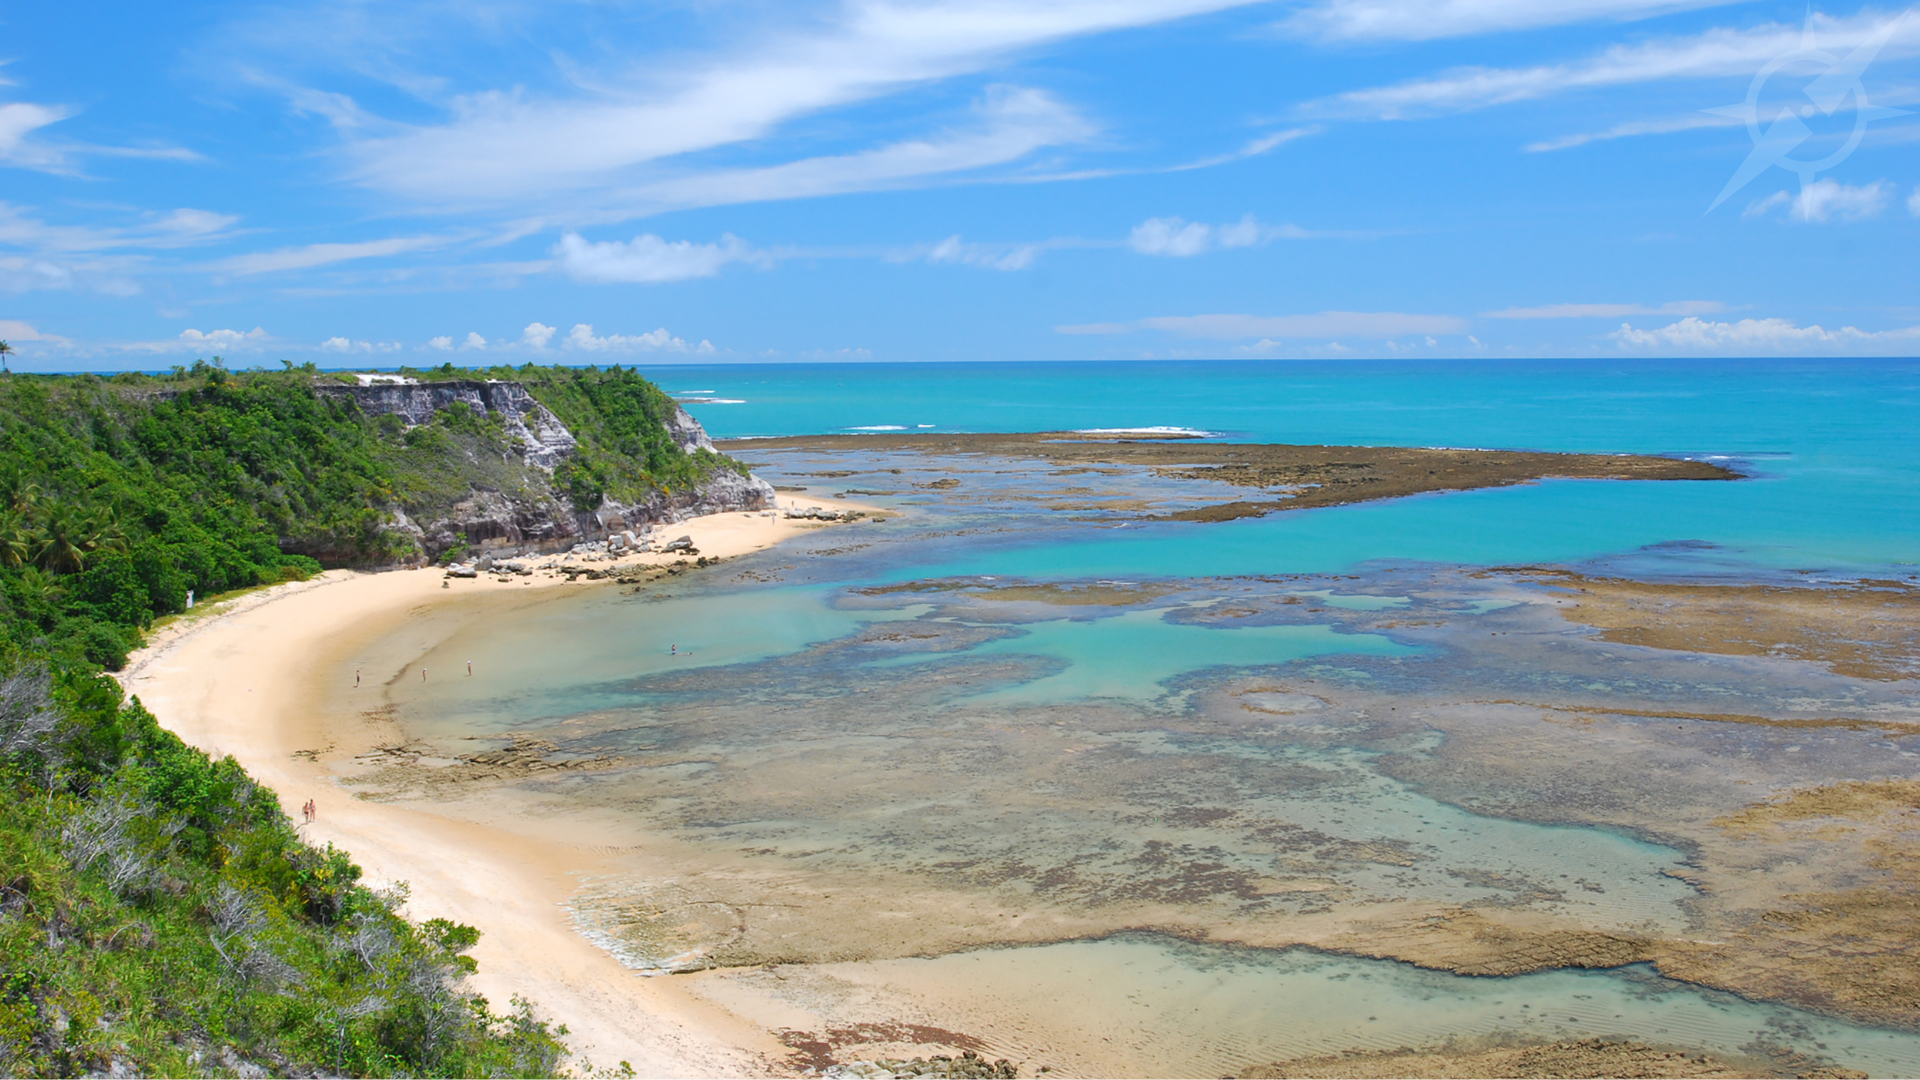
[314, 378, 774, 562]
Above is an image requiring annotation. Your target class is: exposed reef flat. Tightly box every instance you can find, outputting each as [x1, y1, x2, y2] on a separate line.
[720, 431, 1739, 521]
[1513, 571, 1920, 681]
[1234, 1037, 1862, 1079]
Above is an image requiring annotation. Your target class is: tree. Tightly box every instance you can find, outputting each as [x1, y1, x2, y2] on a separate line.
[0, 339, 12, 375]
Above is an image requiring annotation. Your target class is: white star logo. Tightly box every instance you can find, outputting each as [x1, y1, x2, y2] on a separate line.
[1706, 9, 1912, 213]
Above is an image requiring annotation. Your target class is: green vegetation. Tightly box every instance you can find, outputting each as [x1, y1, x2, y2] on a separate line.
[0, 360, 725, 1076]
[0, 662, 567, 1076]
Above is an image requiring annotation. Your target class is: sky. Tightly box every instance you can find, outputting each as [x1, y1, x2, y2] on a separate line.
[1, 0, 1917, 369]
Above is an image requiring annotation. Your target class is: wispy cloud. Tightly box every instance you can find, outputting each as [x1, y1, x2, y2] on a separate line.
[0, 202, 238, 254]
[1282, 0, 1748, 42]
[1162, 127, 1319, 171]
[1612, 315, 1920, 350]
[0, 94, 201, 174]
[605, 86, 1094, 217]
[892, 234, 1051, 270]
[1524, 111, 1746, 152]
[210, 234, 457, 275]
[1487, 300, 1724, 318]
[1060, 311, 1469, 338]
[0, 101, 73, 170]
[326, 1, 1269, 209]
[1303, 12, 1920, 120]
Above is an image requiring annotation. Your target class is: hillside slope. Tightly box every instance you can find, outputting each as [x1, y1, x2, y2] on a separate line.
[0, 362, 769, 669]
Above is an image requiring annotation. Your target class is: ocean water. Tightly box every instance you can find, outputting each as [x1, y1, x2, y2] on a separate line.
[669, 358, 1920, 575]
[369, 359, 1920, 1075]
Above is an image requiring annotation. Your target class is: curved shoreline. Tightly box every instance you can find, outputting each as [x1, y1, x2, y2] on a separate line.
[119, 501, 876, 1077]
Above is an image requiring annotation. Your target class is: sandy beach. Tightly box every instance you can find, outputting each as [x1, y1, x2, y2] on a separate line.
[119, 499, 879, 1077]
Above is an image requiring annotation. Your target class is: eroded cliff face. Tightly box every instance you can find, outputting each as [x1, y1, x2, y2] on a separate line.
[316, 380, 773, 562]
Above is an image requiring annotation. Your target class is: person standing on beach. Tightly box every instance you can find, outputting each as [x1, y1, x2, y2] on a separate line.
[355, 668, 361, 688]
[466, 659, 473, 676]
[422, 667, 428, 682]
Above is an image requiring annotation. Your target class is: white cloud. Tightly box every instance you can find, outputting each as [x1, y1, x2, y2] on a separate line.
[1129, 217, 1214, 256]
[1486, 300, 1724, 318]
[210, 234, 454, 275]
[164, 327, 270, 352]
[426, 335, 453, 351]
[1303, 12, 1920, 120]
[1794, 179, 1893, 222]
[521, 322, 556, 349]
[1611, 316, 1920, 351]
[321, 336, 402, 353]
[461, 332, 487, 350]
[334, 1, 1269, 206]
[564, 323, 716, 354]
[1062, 311, 1470, 338]
[920, 234, 1042, 271]
[1128, 214, 1301, 257]
[1284, 0, 1746, 41]
[1911, 186, 1920, 216]
[0, 319, 66, 345]
[553, 231, 760, 284]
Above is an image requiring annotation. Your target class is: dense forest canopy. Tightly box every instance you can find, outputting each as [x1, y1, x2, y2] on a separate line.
[0, 359, 713, 1077]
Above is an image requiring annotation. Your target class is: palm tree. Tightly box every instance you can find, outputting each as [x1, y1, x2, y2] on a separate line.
[0, 339, 12, 374]
[0, 508, 29, 568]
[33, 503, 90, 574]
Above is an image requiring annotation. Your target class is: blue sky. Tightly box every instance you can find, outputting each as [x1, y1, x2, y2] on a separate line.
[2, 0, 1917, 368]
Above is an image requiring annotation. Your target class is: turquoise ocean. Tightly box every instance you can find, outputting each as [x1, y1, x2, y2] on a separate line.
[386, 359, 1920, 1076]
[670, 358, 1920, 576]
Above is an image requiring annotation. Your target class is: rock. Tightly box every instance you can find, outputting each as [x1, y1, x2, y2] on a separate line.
[307, 380, 776, 564]
[664, 536, 695, 552]
[444, 564, 478, 578]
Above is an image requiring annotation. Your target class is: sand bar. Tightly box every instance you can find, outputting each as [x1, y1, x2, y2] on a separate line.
[119, 498, 878, 1076]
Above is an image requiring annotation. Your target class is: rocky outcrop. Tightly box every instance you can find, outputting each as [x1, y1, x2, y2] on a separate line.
[316, 379, 773, 562]
[316, 379, 578, 468]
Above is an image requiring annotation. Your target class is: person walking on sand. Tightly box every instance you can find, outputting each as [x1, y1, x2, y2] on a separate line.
[355, 668, 361, 688]
[422, 667, 428, 682]
[467, 659, 473, 676]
